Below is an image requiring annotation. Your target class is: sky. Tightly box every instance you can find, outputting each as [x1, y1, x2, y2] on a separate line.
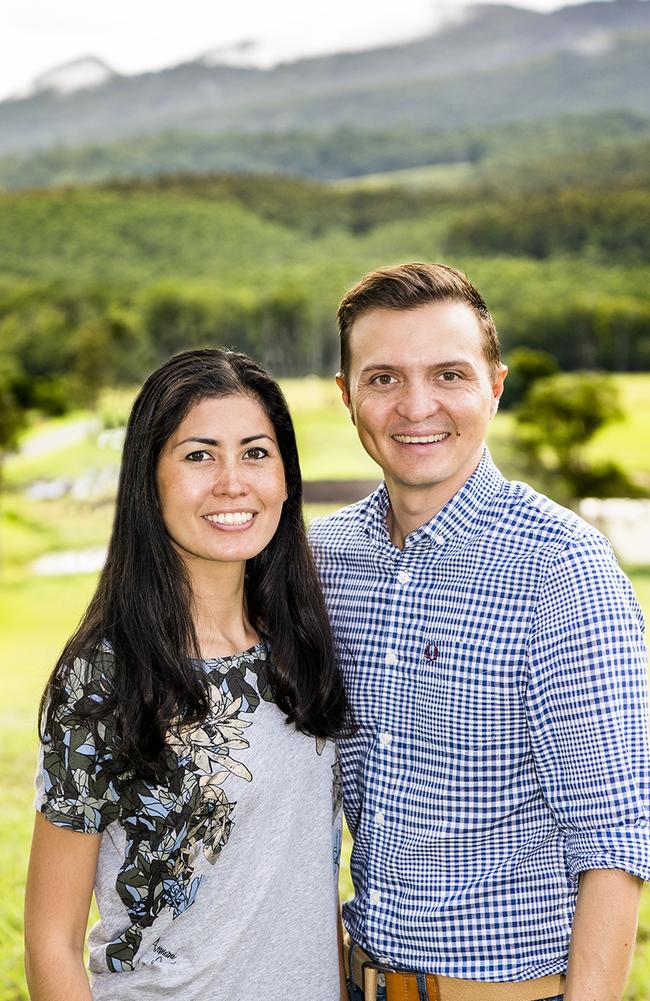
[2, 0, 583, 101]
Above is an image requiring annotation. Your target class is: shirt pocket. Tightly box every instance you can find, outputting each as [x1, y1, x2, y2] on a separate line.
[414, 638, 507, 753]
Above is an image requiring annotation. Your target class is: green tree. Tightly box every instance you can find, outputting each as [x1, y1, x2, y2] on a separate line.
[0, 357, 29, 575]
[502, 347, 559, 409]
[513, 373, 643, 498]
[0, 356, 25, 454]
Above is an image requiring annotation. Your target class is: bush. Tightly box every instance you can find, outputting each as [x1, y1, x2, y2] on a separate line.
[502, 347, 558, 409]
[513, 372, 643, 498]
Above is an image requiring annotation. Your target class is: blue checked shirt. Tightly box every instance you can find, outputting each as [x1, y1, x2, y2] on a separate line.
[310, 449, 650, 981]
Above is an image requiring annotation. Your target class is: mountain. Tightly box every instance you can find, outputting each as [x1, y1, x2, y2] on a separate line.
[26, 57, 119, 98]
[0, 0, 648, 160]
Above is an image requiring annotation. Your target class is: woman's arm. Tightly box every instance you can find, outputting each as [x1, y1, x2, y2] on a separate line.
[24, 812, 101, 1001]
[337, 903, 348, 1001]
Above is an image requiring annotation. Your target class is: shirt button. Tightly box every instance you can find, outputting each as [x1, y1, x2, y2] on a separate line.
[396, 570, 410, 584]
[370, 890, 382, 905]
[434, 534, 445, 546]
[374, 810, 385, 827]
[385, 650, 398, 666]
[379, 732, 392, 746]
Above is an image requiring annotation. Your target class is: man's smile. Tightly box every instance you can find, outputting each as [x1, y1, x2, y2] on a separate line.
[392, 432, 451, 444]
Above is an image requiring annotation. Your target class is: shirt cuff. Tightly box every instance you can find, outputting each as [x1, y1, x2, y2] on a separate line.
[565, 823, 650, 882]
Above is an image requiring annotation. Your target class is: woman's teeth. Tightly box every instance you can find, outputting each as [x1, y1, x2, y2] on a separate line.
[206, 512, 254, 525]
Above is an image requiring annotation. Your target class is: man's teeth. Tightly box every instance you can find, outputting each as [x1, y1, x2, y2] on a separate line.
[393, 433, 449, 444]
[206, 512, 254, 525]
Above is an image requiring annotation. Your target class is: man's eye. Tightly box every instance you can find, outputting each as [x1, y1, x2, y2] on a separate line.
[440, 371, 461, 382]
[371, 374, 397, 386]
[185, 450, 212, 462]
[244, 447, 269, 460]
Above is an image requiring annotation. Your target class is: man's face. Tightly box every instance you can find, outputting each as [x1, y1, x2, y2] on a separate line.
[338, 301, 507, 515]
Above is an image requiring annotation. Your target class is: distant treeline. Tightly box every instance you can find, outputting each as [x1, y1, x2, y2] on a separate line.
[2, 274, 649, 424]
[445, 185, 650, 261]
[0, 112, 648, 189]
[2, 170, 649, 278]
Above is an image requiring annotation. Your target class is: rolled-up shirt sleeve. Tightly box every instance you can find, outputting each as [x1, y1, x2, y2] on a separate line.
[526, 530, 650, 881]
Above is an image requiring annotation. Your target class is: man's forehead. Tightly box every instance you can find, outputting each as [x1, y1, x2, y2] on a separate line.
[349, 302, 486, 365]
[352, 300, 480, 329]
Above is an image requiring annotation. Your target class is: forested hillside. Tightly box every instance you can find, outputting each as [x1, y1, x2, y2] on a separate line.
[1, 0, 648, 439]
[1, 150, 649, 417]
[1, 112, 649, 189]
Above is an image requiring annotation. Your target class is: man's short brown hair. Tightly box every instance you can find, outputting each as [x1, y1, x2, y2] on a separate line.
[337, 262, 501, 382]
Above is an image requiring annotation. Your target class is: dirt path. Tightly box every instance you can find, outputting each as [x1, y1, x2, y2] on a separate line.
[19, 418, 100, 458]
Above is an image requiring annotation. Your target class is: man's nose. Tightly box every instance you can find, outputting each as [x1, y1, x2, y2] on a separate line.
[395, 381, 440, 423]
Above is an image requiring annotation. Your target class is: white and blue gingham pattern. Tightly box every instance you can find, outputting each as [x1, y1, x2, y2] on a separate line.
[310, 449, 650, 981]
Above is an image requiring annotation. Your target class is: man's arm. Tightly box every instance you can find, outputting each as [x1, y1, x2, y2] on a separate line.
[526, 533, 650, 994]
[565, 868, 643, 1001]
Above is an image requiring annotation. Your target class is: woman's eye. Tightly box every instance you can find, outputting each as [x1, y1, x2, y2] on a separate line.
[185, 450, 212, 462]
[244, 447, 269, 460]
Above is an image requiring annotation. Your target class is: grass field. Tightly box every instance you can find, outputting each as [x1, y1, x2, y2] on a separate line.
[1, 377, 650, 1000]
[333, 161, 477, 192]
[587, 375, 650, 478]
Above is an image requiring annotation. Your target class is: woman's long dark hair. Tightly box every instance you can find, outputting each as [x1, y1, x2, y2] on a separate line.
[40, 348, 347, 778]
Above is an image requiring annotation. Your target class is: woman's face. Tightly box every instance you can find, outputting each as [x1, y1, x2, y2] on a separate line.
[156, 394, 288, 573]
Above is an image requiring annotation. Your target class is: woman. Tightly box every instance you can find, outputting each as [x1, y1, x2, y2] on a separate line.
[24, 348, 347, 1001]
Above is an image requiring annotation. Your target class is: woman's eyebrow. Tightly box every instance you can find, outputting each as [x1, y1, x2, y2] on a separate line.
[174, 433, 275, 448]
[175, 436, 219, 447]
[241, 434, 275, 445]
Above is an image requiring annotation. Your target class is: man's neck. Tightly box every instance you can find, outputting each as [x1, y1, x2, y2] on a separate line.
[385, 456, 482, 549]
[386, 496, 446, 550]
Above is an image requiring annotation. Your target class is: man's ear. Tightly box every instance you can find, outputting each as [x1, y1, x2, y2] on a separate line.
[336, 372, 352, 410]
[490, 364, 508, 417]
[334, 374, 354, 424]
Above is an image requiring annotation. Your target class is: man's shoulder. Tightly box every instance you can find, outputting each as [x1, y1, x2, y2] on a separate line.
[504, 477, 611, 555]
[308, 491, 379, 549]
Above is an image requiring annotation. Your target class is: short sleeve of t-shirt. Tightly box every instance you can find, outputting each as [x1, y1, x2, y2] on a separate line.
[35, 654, 121, 834]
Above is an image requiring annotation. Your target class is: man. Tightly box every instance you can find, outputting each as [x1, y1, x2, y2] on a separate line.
[310, 263, 650, 1001]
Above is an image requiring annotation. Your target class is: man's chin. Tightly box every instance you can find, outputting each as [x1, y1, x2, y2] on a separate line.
[387, 471, 448, 492]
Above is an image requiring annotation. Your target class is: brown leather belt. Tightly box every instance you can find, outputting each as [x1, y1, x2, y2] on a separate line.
[344, 937, 566, 1001]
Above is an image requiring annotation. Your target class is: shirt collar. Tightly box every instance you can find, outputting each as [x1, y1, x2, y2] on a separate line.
[362, 447, 507, 550]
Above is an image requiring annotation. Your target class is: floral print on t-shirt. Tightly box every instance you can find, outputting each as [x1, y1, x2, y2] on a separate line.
[39, 645, 274, 972]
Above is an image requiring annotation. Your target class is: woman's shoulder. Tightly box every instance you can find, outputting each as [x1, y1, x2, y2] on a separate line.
[51, 643, 116, 724]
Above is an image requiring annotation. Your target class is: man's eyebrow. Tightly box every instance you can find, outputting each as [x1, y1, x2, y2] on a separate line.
[174, 433, 275, 448]
[359, 359, 475, 376]
[358, 364, 401, 377]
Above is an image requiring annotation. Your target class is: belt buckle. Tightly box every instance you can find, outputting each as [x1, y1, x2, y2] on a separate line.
[362, 959, 395, 1001]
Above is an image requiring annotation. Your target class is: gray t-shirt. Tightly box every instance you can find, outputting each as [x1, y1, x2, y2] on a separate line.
[35, 643, 342, 1000]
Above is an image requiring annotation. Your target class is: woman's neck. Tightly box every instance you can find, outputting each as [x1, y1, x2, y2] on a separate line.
[187, 560, 258, 659]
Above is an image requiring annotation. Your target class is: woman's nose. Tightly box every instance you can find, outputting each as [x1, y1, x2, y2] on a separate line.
[212, 462, 249, 496]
